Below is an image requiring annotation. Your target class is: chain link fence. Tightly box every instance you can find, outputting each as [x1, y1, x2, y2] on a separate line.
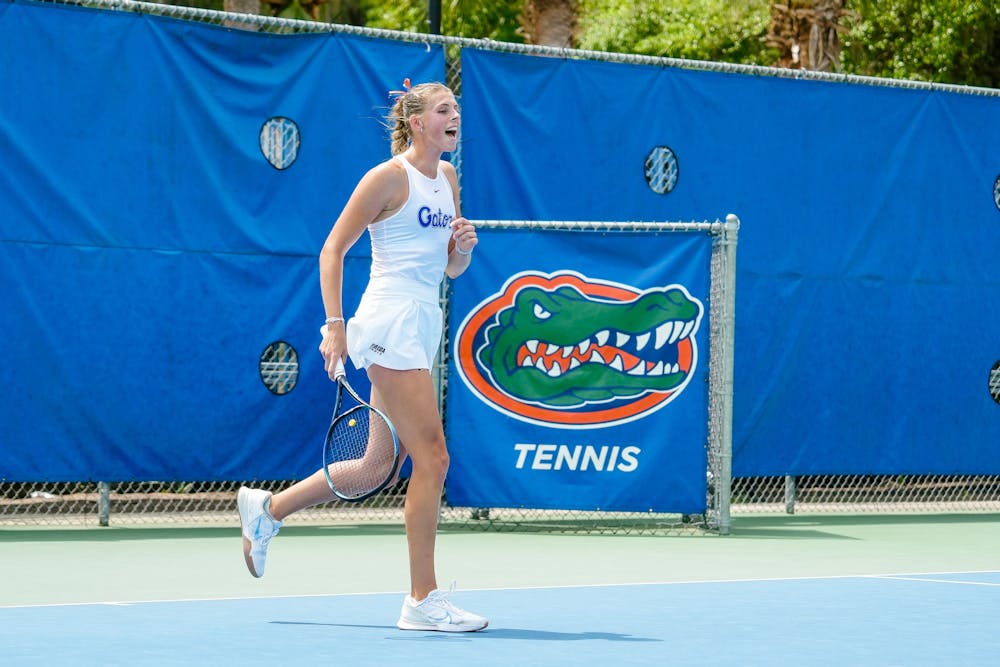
[6, 0, 999, 533]
[734, 475, 1000, 514]
[7, 474, 1000, 530]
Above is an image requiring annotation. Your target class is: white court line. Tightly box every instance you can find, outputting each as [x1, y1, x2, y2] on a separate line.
[868, 574, 1000, 587]
[2, 570, 997, 610]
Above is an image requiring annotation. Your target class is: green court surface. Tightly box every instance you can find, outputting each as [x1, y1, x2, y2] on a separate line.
[2, 513, 998, 607]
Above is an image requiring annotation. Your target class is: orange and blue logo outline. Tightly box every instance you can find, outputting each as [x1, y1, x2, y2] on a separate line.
[453, 270, 704, 429]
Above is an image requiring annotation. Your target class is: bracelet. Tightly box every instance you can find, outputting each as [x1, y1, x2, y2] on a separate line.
[455, 245, 474, 256]
[325, 316, 345, 325]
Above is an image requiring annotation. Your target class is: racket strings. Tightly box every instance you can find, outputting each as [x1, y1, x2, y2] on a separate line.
[324, 406, 397, 499]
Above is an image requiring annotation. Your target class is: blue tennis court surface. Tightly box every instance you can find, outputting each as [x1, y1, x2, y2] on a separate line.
[3, 573, 998, 666]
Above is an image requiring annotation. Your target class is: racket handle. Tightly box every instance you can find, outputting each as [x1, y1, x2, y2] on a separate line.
[320, 325, 348, 381]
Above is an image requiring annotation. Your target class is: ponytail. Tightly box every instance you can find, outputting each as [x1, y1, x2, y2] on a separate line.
[389, 95, 411, 156]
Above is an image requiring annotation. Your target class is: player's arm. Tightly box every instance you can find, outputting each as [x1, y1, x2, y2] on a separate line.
[443, 160, 476, 278]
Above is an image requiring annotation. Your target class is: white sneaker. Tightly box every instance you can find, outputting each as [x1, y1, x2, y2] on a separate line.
[237, 486, 282, 578]
[396, 585, 489, 632]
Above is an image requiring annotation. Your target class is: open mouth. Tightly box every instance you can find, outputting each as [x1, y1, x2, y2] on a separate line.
[445, 127, 459, 139]
[515, 321, 694, 379]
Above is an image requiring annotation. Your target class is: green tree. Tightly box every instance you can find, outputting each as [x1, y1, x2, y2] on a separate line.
[362, 0, 524, 43]
[842, 0, 1000, 87]
[574, 0, 778, 66]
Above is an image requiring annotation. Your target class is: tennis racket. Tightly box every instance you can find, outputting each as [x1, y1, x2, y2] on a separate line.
[322, 359, 401, 502]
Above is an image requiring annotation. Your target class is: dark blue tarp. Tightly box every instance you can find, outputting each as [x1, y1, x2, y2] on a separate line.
[458, 48, 1000, 476]
[3, 1, 999, 487]
[0, 0, 444, 481]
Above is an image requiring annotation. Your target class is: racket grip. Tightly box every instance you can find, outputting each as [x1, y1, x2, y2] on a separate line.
[320, 325, 348, 380]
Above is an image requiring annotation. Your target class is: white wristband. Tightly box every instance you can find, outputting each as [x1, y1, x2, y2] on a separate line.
[455, 245, 473, 256]
[325, 316, 345, 325]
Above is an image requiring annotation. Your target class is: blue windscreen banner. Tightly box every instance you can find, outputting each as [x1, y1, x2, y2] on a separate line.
[445, 228, 712, 513]
[458, 48, 1000, 476]
[0, 0, 444, 481]
[4, 1, 1000, 489]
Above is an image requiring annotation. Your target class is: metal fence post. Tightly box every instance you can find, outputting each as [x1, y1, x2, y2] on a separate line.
[785, 475, 797, 514]
[98, 482, 111, 526]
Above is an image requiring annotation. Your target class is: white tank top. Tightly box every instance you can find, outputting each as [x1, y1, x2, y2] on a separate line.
[366, 156, 455, 302]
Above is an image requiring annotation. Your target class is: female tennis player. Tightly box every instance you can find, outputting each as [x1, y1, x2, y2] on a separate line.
[237, 80, 486, 632]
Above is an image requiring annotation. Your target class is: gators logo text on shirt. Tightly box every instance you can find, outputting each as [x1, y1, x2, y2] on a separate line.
[418, 206, 452, 228]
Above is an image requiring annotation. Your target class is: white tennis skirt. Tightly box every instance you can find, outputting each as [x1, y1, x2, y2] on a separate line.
[346, 284, 442, 373]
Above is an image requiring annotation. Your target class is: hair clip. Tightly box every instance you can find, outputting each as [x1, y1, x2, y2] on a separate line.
[388, 78, 413, 100]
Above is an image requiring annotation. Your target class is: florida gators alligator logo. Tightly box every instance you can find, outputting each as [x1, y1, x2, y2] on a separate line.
[454, 271, 704, 429]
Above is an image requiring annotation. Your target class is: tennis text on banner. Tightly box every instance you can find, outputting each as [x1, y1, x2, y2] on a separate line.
[513, 443, 641, 472]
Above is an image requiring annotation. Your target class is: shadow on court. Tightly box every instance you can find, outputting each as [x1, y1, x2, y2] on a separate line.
[271, 621, 661, 642]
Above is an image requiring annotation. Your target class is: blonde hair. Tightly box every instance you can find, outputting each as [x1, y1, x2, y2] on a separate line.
[387, 82, 453, 156]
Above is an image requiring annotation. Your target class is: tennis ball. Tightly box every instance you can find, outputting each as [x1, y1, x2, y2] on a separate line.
[348, 418, 357, 427]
